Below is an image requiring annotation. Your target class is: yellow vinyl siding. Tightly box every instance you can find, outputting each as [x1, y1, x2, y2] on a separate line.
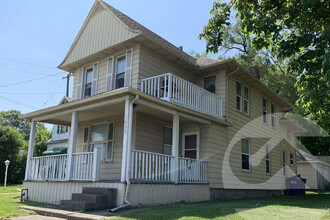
[71, 45, 140, 100]
[62, 8, 139, 66]
[137, 46, 195, 88]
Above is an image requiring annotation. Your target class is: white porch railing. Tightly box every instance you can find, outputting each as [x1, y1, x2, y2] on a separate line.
[179, 157, 207, 183]
[28, 149, 100, 181]
[130, 149, 173, 182]
[29, 154, 68, 181]
[140, 73, 223, 119]
[71, 152, 94, 181]
[130, 149, 208, 183]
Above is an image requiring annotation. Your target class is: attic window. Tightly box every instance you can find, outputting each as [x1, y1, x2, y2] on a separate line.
[204, 76, 216, 94]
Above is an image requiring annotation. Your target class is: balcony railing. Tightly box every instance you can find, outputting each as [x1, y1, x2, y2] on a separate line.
[140, 73, 223, 119]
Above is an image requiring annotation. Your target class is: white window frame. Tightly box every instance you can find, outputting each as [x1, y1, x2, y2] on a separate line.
[271, 103, 275, 127]
[290, 153, 294, 166]
[82, 122, 115, 162]
[266, 146, 270, 174]
[83, 66, 94, 98]
[243, 85, 249, 115]
[263, 98, 268, 124]
[182, 131, 200, 160]
[241, 138, 250, 171]
[114, 54, 126, 89]
[236, 81, 242, 111]
[203, 75, 216, 94]
[283, 151, 287, 176]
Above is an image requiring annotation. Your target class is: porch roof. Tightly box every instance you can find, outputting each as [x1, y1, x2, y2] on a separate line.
[21, 87, 231, 126]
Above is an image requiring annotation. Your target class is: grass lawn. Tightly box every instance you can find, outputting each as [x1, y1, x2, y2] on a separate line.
[0, 184, 44, 219]
[112, 193, 330, 220]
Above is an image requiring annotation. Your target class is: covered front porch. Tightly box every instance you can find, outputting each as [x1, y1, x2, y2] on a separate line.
[23, 88, 213, 185]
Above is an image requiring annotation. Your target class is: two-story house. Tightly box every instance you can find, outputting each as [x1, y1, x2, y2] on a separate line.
[22, 0, 301, 210]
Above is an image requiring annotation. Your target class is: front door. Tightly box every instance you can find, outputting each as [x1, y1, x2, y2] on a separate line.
[182, 132, 200, 159]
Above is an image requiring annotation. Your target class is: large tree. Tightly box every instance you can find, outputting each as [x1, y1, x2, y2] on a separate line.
[0, 126, 27, 183]
[199, 0, 330, 126]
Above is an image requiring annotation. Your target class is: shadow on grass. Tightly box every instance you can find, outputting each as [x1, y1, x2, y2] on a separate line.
[116, 194, 330, 220]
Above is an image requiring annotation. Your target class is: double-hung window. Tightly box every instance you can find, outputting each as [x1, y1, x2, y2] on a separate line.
[266, 146, 270, 174]
[163, 126, 172, 155]
[283, 151, 287, 176]
[290, 153, 294, 166]
[263, 98, 267, 124]
[271, 103, 275, 127]
[204, 76, 216, 94]
[243, 86, 249, 114]
[241, 138, 250, 171]
[115, 56, 126, 89]
[84, 67, 93, 98]
[83, 123, 114, 161]
[236, 81, 242, 111]
[57, 125, 68, 134]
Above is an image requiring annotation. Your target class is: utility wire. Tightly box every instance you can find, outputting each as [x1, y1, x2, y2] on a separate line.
[0, 57, 58, 70]
[0, 92, 63, 95]
[0, 72, 64, 88]
[0, 95, 38, 110]
[42, 80, 65, 108]
[0, 66, 63, 76]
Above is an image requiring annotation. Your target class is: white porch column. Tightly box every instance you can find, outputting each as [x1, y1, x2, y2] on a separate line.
[121, 98, 132, 182]
[66, 111, 79, 181]
[171, 114, 179, 183]
[24, 120, 37, 181]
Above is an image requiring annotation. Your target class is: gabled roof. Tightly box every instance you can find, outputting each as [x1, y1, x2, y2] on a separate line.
[297, 149, 330, 166]
[58, 0, 294, 110]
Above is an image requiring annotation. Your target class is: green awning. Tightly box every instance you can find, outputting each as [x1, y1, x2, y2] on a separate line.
[42, 148, 67, 156]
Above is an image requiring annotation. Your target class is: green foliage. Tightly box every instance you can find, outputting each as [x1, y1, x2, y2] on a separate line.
[200, 0, 330, 155]
[0, 126, 27, 184]
[0, 110, 31, 141]
[0, 110, 47, 141]
[0, 110, 51, 182]
[34, 128, 51, 156]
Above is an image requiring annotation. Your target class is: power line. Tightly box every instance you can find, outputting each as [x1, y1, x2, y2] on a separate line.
[0, 73, 64, 88]
[0, 92, 64, 95]
[0, 95, 38, 110]
[42, 80, 65, 108]
[0, 66, 62, 76]
[0, 57, 58, 70]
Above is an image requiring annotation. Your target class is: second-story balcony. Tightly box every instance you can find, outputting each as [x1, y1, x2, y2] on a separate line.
[140, 73, 223, 119]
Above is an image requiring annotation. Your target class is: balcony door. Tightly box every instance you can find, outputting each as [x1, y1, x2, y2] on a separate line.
[182, 132, 200, 159]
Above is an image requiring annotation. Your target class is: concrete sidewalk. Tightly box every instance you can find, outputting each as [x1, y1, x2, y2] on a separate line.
[17, 206, 126, 220]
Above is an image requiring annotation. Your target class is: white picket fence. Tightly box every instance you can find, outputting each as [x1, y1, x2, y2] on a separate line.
[140, 73, 223, 118]
[29, 154, 68, 181]
[178, 157, 207, 183]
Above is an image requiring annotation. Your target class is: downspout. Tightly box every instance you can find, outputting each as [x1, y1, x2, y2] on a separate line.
[226, 67, 240, 119]
[110, 95, 139, 212]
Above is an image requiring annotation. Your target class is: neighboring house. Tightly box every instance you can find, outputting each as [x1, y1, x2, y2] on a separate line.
[297, 149, 330, 191]
[45, 97, 71, 152]
[22, 0, 302, 209]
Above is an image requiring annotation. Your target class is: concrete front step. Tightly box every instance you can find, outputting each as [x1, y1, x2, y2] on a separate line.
[71, 193, 108, 203]
[60, 200, 108, 211]
[60, 187, 117, 211]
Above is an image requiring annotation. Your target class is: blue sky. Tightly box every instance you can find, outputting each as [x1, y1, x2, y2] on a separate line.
[0, 0, 219, 116]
